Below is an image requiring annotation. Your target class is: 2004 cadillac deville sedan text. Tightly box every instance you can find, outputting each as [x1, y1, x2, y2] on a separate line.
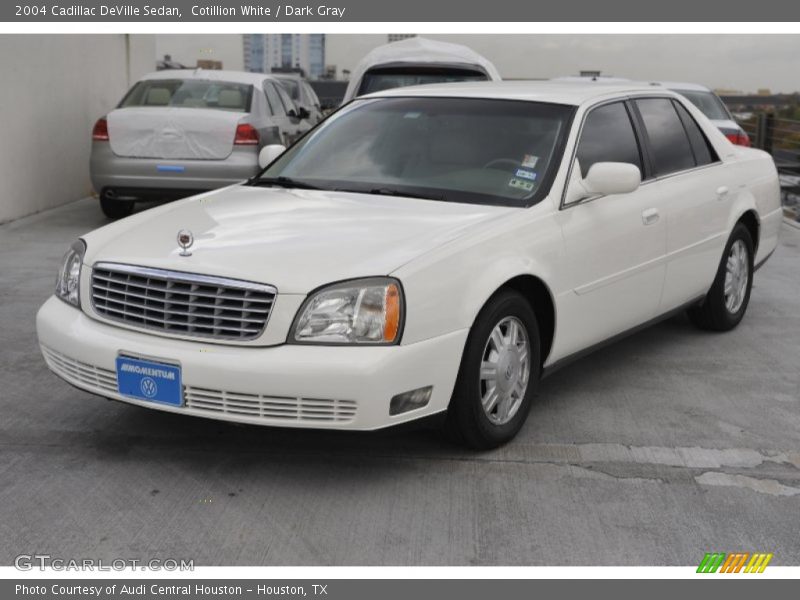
[36, 82, 782, 448]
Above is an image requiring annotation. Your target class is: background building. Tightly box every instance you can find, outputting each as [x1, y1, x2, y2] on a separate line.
[243, 34, 326, 79]
[155, 34, 243, 71]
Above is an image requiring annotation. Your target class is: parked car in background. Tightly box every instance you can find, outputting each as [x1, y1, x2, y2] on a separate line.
[39, 82, 781, 449]
[90, 69, 309, 219]
[651, 82, 751, 147]
[341, 37, 501, 104]
[274, 73, 324, 125]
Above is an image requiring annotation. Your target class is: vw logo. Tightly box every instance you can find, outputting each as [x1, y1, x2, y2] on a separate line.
[177, 229, 194, 257]
[140, 377, 158, 399]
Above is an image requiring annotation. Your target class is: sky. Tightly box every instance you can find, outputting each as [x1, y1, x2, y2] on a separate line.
[155, 34, 800, 93]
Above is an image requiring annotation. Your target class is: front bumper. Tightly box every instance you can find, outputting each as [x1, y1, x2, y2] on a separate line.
[36, 297, 467, 430]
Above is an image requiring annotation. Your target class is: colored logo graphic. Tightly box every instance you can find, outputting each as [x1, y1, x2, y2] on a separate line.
[140, 377, 158, 399]
[697, 552, 773, 573]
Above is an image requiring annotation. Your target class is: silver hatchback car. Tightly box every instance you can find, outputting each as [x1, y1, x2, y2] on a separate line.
[91, 69, 311, 219]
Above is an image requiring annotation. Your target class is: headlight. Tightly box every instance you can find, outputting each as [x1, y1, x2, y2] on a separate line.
[55, 239, 86, 307]
[291, 277, 403, 345]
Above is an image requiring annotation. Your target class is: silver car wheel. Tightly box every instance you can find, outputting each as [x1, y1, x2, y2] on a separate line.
[724, 239, 749, 314]
[479, 316, 531, 426]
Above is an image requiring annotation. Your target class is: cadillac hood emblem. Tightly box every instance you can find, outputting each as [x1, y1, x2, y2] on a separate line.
[177, 229, 194, 256]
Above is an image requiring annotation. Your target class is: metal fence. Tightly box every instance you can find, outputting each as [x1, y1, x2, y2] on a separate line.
[736, 113, 800, 220]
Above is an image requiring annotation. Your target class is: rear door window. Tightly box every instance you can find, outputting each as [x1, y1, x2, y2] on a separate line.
[576, 101, 642, 178]
[635, 98, 696, 176]
[263, 82, 286, 116]
[275, 84, 297, 115]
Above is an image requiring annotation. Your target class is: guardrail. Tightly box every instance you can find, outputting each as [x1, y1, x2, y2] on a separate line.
[736, 114, 800, 221]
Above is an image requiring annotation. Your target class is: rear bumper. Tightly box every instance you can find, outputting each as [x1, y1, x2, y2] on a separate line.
[90, 142, 260, 196]
[36, 297, 467, 431]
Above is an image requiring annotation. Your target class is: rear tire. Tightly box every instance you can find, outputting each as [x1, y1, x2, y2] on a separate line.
[100, 194, 134, 220]
[444, 290, 541, 449]
[688, 223, 754, 331]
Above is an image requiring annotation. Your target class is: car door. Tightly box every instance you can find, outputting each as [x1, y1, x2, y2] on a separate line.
[631, 97, 731, 311]
[555, 100, 668, 357]
[303, 81, 323, 124]
[262, 80, 294, 146]
[274, 83, 305, 144]
[251, 84, 283, 146]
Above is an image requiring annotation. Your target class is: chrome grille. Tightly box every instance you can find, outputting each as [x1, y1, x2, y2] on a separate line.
[185, 387, 358, 422]
[91, 263, 276, 341]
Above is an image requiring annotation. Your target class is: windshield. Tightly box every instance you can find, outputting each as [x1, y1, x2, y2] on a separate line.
[358, 67, 489, 96]
[674, 90, 731, 121]
[257, 97, 574, 207]
[119, 79, 253, 112]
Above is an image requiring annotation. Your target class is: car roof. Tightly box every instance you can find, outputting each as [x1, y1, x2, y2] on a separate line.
[648, 81, 713, 92]
[138, 69, 275, 86]
[366, 80, 680, 106]
[272, 73, 305, 81]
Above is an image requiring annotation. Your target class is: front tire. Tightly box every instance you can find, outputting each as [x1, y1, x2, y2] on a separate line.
[688, 223, 754, 331]
[444, 290, 541, 449]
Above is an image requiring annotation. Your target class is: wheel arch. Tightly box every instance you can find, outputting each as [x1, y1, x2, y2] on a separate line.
[727, 187, 761, 254]
[480, 274, 557, 367]
[736, 209, 760, 253]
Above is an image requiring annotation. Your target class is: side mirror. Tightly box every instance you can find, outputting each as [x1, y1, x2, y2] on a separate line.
[297, 106, 311, 120]
[568, 161, 641, 203]
[258, 144, 286, 168]
[286, 108, 298, 119]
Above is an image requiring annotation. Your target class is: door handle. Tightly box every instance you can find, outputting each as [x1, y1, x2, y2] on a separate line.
[642, 208, 660, 226]
[716, 186, 729, 199]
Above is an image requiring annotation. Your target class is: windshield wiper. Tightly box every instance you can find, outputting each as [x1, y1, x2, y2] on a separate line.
[336, 187, 445, 201]
[250, 176, 322, 190]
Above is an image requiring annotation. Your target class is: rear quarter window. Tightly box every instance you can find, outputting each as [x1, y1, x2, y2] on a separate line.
[672, 100, 718, 167]
[263, 82, 287, 116]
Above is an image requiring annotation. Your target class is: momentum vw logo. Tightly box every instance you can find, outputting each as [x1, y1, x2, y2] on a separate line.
[697, 552, 773, 573]
[140, 377, 158, 399]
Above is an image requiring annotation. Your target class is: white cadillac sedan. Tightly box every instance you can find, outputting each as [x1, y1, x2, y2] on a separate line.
[37, 82, 782, 448]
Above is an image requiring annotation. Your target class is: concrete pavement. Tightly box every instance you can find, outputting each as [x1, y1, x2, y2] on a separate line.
[1, 198, 798, 566]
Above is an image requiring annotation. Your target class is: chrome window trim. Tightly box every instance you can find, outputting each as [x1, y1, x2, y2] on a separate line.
[559, 93, 724, 211]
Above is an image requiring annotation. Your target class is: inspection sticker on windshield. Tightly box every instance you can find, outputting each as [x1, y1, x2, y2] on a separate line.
[508, 178, 535, 192]
[514, 169, 538, 181]
[521, 154, 539, 168]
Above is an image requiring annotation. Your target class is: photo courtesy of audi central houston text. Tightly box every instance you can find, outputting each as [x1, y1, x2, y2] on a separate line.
[2, 31, 799, 569]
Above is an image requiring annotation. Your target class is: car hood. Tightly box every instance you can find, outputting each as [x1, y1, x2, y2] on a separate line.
[83, 185, 516, 294]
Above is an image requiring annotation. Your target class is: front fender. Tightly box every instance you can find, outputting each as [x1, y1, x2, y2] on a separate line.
[393, 210, 561, 345]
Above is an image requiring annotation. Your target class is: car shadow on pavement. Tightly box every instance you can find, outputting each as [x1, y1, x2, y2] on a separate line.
[67, 311, 703, 465]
